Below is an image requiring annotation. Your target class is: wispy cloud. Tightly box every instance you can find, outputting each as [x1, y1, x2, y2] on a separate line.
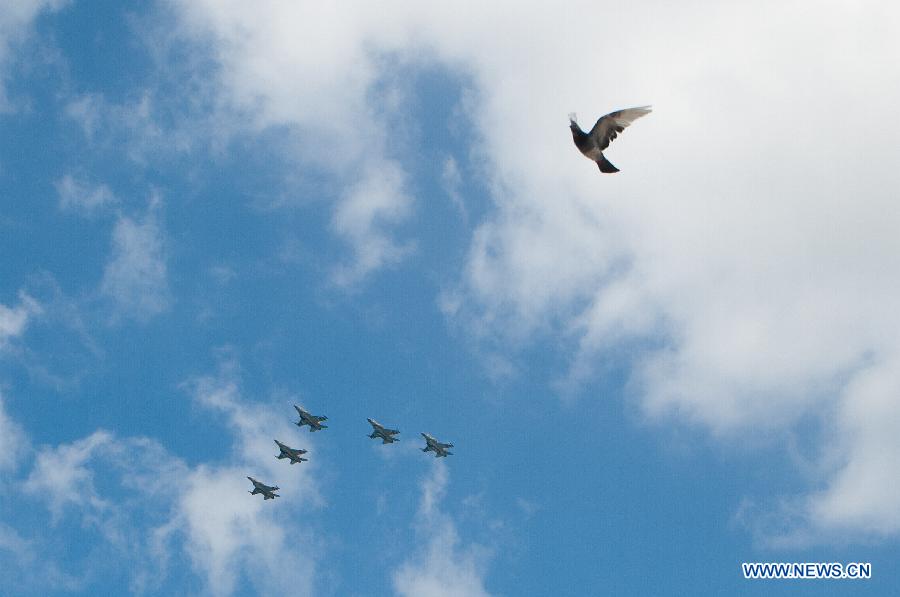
[0, 0, 68, 110]
[64, 91, 208, 163]
[24, 430, 115, 520]
[0, 276, 106, 392]
[17, 429, 184, 593]
[0, 291, 39, 349]
[0, 293, 36, 480]
[0, 522, 82, 593]
[55, 173, 117, 214]
[441, 156, 468, 223]
[100, 197, 170, 321]
[392, 463, 493, 597]
[0, 392, 28, 474]
[330, 160, 415, 287]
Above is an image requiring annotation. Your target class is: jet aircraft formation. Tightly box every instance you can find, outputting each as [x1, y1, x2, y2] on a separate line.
[248, 405, 454, 500]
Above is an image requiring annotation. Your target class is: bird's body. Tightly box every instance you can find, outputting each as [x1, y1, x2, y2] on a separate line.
[569, 106, 651, 173]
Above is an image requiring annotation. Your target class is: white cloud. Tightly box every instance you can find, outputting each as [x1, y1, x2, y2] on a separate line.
[24, 430, 113, 520]
[64, 93, 103, 140]
[64, 91, 204, 163]
[805, 355, 900, 535]
[168, 0, 423, 285]
[100, 198, 170, 320]
[21, 430, 188, 593]
[0, 0, 67, 110]
[330, 160, 415, 286]
[393, 463, 493, 597]
[442, 156, 468, 223]
[0, 291, 39, 349]
[0, 524, 28, 554]
[0, 294, 37, 476]
[55, 173, 117, 213]
[0, 522, 82, 593]
[0, 392, 28, 474]
[208, 264, 236, 286]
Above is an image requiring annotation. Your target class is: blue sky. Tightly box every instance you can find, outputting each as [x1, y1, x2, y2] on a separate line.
[2, 1, 900, 595]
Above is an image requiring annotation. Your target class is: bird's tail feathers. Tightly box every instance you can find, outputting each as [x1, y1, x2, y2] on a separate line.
[596, 154, 619, 173]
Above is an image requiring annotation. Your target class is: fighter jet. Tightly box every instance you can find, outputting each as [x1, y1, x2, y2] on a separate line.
[274, 439, 308, 464]
[247, 476, 280, 500]
[569, 106, 652, 173]
[293, 405, 328, 432]
[421, 433, 453, 457]
[367, 418, 400, 444]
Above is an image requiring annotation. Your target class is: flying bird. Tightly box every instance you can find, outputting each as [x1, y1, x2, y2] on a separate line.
[569, 106, 652, 173]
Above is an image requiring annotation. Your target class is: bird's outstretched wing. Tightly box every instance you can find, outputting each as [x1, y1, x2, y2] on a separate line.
[588, 106, 652, 150]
